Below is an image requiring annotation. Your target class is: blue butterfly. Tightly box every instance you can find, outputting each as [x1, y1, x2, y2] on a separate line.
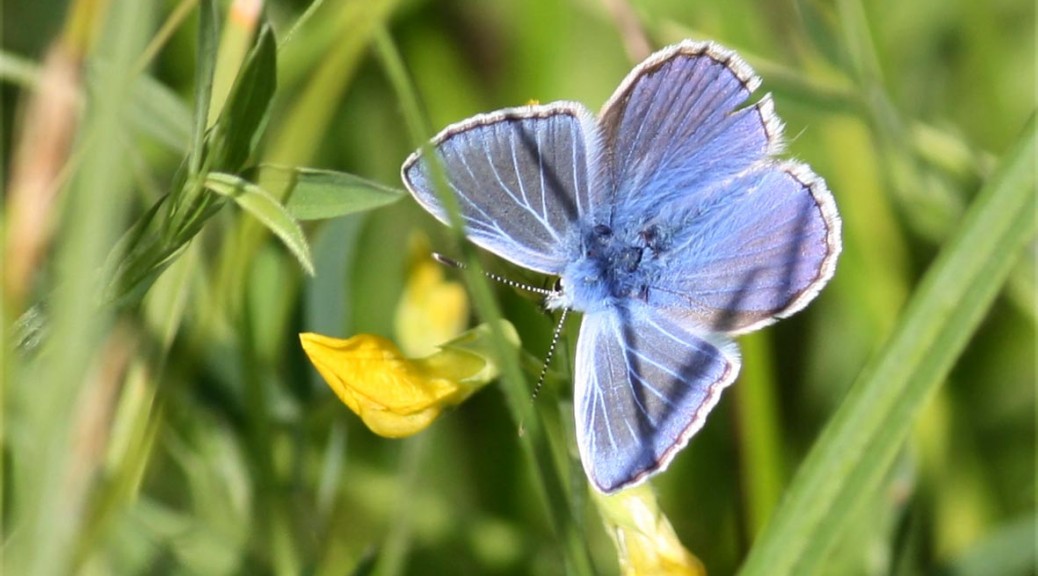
[401, 41, 841, 493]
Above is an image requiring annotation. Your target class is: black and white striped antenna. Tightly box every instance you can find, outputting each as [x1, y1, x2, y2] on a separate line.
[433, 253, 554, 296]
[433, 252, 569, 403]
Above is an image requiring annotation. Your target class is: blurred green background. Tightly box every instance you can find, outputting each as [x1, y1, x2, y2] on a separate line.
[2, 0, 1034, 574]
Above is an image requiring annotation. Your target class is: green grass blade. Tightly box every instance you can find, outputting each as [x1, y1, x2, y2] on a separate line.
[206, 0, 260, 128]
[733, 331, 787, 538]
[740, 114, 1037, 575]
[189, 0, 217, 175]
[0, 49, 41, 87]
[9, 1, 148, 574]
[129, 72, 192, 152]
[212, 25, 277, 172]
[258, 165, 404, 220]
[937, 514, 1037, 576]
[205, 171, 314, 275]
[266, 0, 401, 166]
[374, 29, 596, 576]
[2, 50, 192, 155]
[836, 0, 962, 242]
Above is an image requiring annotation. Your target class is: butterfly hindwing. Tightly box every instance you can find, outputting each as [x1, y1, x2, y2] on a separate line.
[645, 161, 841, 334]
[574, 302, 740, 493]
[401, 103, 601, 274]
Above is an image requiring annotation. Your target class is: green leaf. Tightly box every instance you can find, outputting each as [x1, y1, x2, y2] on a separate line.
[256, 165, 404, 220]
[205, 172, 315, 276]
[740, 115, 1037, 576]
[212, 25, 277, 172]
[190, 0, 218, 175]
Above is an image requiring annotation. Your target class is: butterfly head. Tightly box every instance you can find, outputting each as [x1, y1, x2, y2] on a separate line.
[544, 277, 570, 311]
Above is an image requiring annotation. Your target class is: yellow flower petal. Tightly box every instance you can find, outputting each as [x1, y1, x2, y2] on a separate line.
[394, 233, 469, 357]
[595, 484, 706, 576]
[300, 322, 518, 438]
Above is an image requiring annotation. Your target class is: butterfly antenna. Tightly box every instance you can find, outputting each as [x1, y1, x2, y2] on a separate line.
[432, 252, 554, 296]
[531, 307, 569, 402]
[434, 252, 568, 422]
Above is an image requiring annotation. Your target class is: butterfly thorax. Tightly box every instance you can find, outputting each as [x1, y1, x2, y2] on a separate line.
[551, 217, 670, 314]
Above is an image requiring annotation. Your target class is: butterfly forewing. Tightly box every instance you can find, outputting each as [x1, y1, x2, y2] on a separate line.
[574, 303, 740, 493]
[593, 41, 841, 334]
[401, 103, 600, 274]
[599, 42, 782, 211]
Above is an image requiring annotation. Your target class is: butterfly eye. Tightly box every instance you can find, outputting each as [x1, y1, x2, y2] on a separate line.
[552, 278, 564, 293]
[592, 224, 612, 237]
[638, 227, 662, 258]
[639, 225, 658, 244]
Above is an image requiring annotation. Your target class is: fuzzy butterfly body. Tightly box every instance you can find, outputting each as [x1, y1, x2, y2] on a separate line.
[401, 41, 841, 493]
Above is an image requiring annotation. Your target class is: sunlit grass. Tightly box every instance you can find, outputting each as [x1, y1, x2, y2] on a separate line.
[2, 0, 1034, 574]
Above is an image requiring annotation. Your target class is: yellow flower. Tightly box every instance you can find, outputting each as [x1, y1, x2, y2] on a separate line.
[595, 484, 706, 576]
[394, 233, 469, 357]
[300, 322, 518, 438]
